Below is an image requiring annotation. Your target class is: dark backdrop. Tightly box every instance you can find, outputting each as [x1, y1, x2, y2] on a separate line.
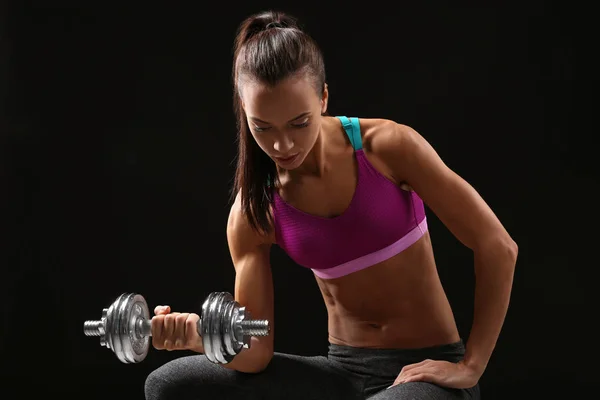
[3, 2, 597, 399]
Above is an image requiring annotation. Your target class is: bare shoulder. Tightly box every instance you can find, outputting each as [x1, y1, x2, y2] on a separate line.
[356, 117, 415, 151]
[354, 117, 418, 184]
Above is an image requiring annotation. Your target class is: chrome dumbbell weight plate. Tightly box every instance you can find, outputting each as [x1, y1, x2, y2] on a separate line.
[200, 292, 270, 364]
[83, 293, 151, 364]
[200, 292, 242, 364]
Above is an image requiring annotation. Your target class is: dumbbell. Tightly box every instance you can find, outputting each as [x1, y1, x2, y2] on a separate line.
[83, 292, 270, 364]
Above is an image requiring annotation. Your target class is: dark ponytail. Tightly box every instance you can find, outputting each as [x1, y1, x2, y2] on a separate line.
[231, 10, 326, 234]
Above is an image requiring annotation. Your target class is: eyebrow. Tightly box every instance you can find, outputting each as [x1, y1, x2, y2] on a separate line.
[249, 111, 311, 125]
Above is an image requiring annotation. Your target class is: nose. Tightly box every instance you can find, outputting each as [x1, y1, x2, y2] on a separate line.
[273, 134, 294, 154]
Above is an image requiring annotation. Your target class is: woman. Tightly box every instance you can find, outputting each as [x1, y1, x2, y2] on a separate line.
[144, 10, 517, 400]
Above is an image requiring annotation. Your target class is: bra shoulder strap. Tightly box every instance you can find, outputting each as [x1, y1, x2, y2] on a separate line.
[336, 116, 363, 151]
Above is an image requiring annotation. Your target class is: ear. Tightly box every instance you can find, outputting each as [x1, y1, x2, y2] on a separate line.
[321, 83, 329, 114]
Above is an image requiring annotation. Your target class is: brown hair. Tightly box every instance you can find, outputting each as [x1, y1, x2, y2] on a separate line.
[231, 10, 326, 234]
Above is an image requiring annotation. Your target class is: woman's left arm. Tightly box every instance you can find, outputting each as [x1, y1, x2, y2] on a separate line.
[374, 122, 518, 378]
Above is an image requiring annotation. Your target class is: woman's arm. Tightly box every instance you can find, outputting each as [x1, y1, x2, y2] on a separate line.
[221, 192, 276, 373]
[373, 122, 518, 377]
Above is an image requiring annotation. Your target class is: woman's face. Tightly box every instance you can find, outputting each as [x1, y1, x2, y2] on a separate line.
[240, 74, 328, 170]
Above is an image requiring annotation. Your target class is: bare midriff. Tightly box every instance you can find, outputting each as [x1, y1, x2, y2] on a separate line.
[315, 233, 461, 349]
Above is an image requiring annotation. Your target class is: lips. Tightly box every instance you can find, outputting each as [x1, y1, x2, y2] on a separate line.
[275, 153, 299, 163]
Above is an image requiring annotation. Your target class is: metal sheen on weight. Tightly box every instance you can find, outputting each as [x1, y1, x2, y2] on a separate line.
[83, 292, 270, 364]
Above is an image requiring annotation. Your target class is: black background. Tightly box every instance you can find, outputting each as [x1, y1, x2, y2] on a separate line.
[3, 2, 598, 399]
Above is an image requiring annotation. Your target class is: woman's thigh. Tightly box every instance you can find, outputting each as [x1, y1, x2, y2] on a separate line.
[144, 352, 363, 400]
[366, 381, 480, 400]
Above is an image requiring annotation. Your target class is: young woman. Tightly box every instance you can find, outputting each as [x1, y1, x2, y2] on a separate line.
[144, 10, 517, 400]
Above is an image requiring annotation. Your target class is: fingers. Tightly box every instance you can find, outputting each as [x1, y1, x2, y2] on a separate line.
[398, 372, 433, 384]
[391, 360, 437, 387]
[173, 313, 189, 348]
[151, 306, 169, 350]
[163, 313, 176, 350]
[399, 359, 431, 374]
[154, 305, 170, 315]
[151, 308, 201, 352]
[185, 313, 201, 348]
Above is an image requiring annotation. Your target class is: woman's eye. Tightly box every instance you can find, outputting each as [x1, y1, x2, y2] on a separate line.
[253, 118, 309, 131]
[292, 119, 310, 128]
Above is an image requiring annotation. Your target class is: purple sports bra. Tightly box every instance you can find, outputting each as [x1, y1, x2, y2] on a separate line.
[271, 116, 428, 279]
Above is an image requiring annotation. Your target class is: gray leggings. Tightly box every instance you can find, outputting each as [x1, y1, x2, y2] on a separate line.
[144, 340, 480, 399]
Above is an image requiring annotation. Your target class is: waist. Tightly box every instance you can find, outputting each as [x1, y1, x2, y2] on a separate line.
[328, 338, 465, 361]
[326, 338, 466, 380]
[327, 312, 461, 350]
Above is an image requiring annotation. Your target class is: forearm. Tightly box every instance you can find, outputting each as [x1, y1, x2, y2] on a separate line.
[463, 239, 518, 374]
[219, 337, 273, 373]
[188, 332, 272, 373]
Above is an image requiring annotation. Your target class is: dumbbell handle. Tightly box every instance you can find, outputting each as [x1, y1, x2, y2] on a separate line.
[83, 317, 152, 337]
[83, 314, 270, 338]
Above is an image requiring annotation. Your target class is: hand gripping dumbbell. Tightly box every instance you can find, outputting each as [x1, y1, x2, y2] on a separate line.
[83, 292, 270, 364]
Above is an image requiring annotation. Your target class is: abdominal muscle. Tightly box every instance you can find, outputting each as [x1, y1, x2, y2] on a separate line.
[315, 233, 461, 349]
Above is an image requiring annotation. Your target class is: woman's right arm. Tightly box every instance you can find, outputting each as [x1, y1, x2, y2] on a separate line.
[220, 192, 275, 373]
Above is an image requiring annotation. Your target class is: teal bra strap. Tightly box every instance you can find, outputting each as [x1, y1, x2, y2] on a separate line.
[336, 116, 363, 151]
